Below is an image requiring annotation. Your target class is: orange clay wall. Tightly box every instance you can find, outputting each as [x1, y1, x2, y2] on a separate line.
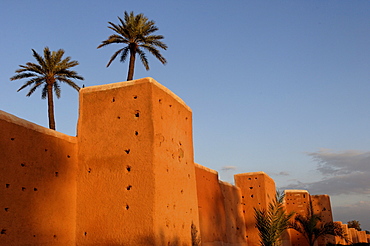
[0, 110, 77, 245]
[195, 164, 227, 245]
[1, 77, 354, 246]
[234, 172, 276, 246]
[311, 195, 335, 246]
[76, 78, 199, 245]
[150, 81, 200, 245]
[335, 222, 349, 245]
[357, 231, 367, 243]
[349, 228, 359, 243]
[194, 164, 247, 246]
[284, 190, 311, 246]
[219, 181, 248, 245]
[347, 228, 369, 244]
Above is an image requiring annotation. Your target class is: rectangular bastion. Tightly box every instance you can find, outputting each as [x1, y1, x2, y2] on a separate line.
[76, 77, 200, 245]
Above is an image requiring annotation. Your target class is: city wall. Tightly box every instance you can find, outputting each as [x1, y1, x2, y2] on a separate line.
[0, 78, 368, 245]
[0, 111, 77, 245]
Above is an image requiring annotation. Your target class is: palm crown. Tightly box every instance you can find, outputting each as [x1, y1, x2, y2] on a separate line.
[10, 47, 84, 130]
[97, 11, 167, 81]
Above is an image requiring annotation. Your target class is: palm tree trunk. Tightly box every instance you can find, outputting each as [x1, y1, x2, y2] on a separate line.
[47, 84, 56, 130]
[127, 47, 136, 81]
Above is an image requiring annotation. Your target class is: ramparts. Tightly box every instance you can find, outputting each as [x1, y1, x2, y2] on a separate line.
[1, 78, 368, 245]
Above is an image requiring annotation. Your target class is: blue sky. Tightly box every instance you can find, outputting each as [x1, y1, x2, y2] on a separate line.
[1, 1, 369, 230]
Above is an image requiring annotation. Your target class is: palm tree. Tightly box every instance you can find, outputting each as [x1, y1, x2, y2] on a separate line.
[10, 47, 84, 130]
[97, 11, 167, 81]
[289, 202, 348, 246]
[254, 191, 294, 246]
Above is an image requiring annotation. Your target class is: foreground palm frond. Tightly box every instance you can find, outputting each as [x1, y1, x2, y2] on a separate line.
[254, 191, 294, 246]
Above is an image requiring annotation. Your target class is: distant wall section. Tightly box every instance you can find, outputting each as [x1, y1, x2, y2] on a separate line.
[195, 164, 247, 246]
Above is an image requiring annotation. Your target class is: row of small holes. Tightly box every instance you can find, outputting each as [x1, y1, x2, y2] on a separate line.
[86, 165, 132, 175]
[5, 185, 38, 192]
[112, 96, 138, 102]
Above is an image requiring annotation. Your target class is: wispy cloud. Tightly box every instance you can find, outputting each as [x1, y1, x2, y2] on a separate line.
[282, 149, 370, 195]
[221, 166, 237, 171]
[271, 171, 290, 176]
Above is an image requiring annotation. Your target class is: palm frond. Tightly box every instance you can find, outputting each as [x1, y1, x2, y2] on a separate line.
[97, 34, 127, 49]
[41, 84, 48, 99]
[254, 191, 293, 246]
[10, 72, 37, 81]
[31, 49, 46, 69]
[27, 81, 44, 97]
[106, 47, 126, 67]
[53, 82, 61, 98]
[14, 63, 44, 75]
[136, 48, 149, 70]
[120, 47, 129, 63]
[57, 77, 81, 91]
[16, 77, 44, 92]
[141, 44, 167, 64]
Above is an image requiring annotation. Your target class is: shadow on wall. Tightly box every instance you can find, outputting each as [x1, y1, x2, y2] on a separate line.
[220, 182, 247, 244]
[0, 112, 77, 245]
[139, 224, 201, 246]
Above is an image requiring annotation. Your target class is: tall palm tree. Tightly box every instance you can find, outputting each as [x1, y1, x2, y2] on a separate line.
[254, 191, 294, 246]
[97, 11, 167, 81]
[10, 47, 84, 130]
[289, 202, 348, 246]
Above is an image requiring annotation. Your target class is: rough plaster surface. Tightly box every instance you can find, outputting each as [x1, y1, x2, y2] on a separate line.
[334, 222, 349, 245]
[195, 164, 247, 246]
[76, 78, 199, 245]
[0, 110, 77, 245]
[195, 163, 228, 245]
[285, 190, 311, 246]
[219, 181, 247, 245]
[311, 195, 335, 246]
[234, 172, 276, 246]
